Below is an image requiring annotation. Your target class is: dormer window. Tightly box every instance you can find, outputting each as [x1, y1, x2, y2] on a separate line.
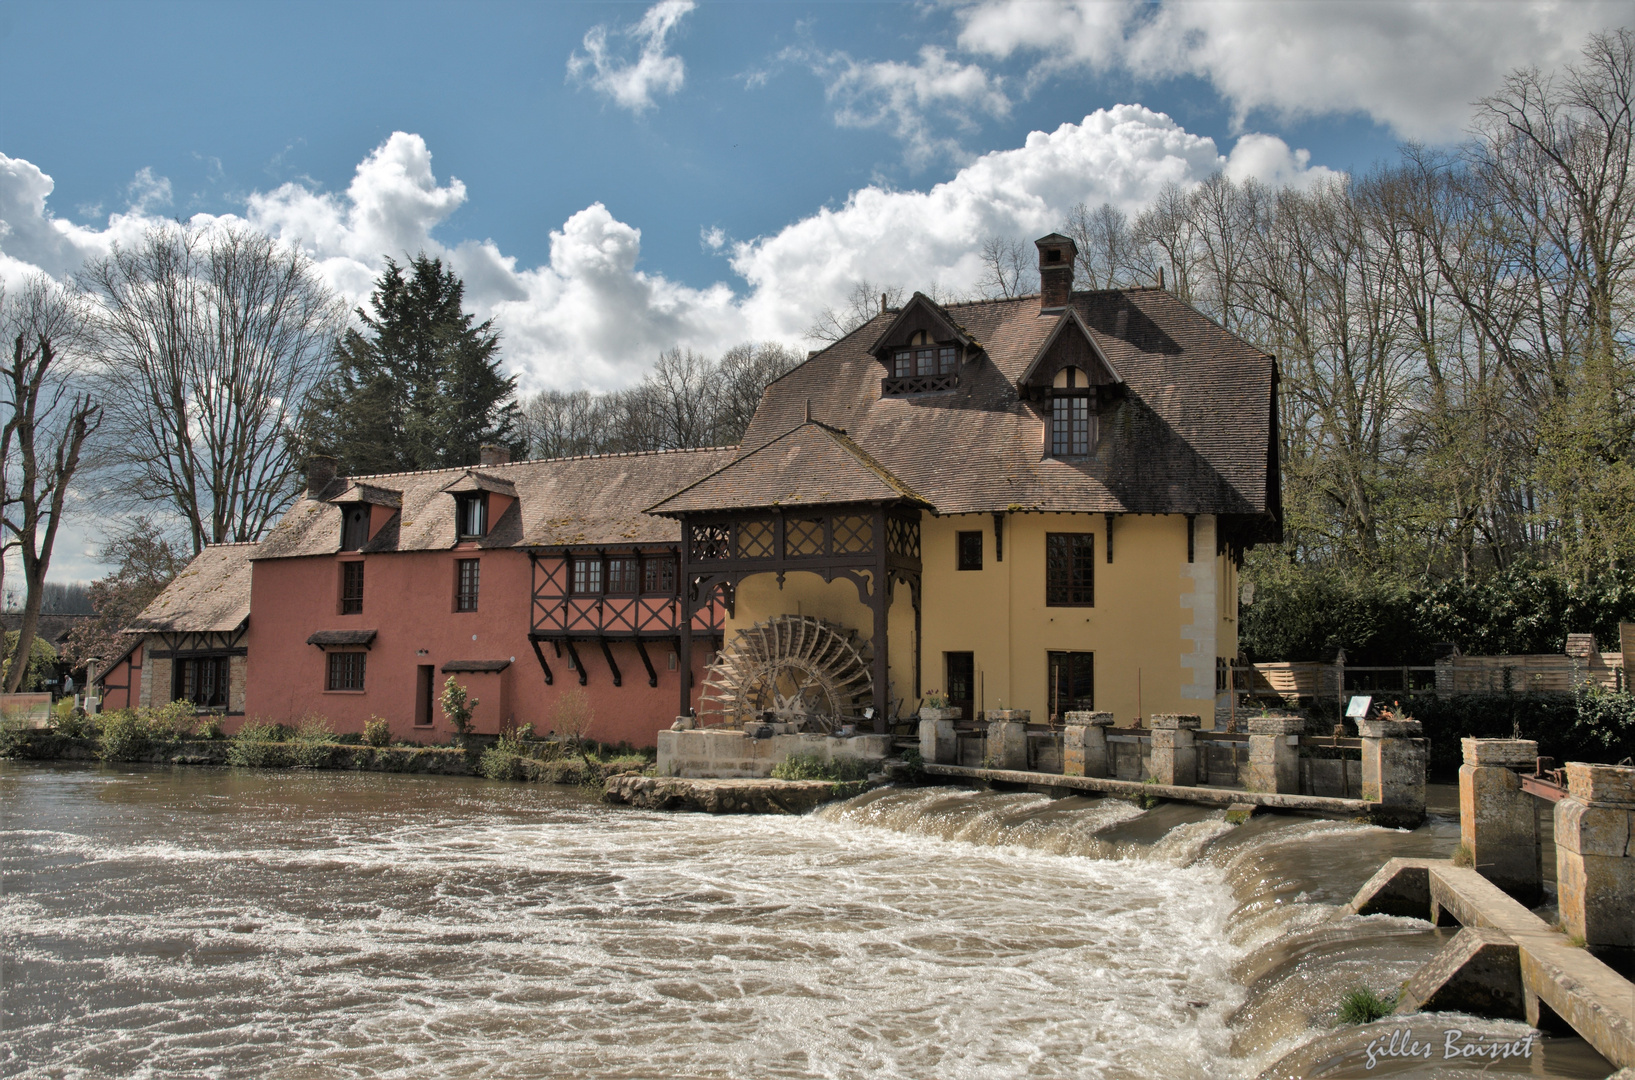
[1051, 366, 1094, 457]
[883, 331, 959, 395]
[340, 505, 370, 551]
[891, 331, 957, 379]
[457, 493, 488, 539]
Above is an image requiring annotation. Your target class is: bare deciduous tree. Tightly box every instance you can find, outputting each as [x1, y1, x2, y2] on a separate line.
[81, 224, 345, 554]
[977, 235, 1037, 298]
[806, 281, 905, 343]
[1, 277, 103, 692]
[521, 341, 803, 460]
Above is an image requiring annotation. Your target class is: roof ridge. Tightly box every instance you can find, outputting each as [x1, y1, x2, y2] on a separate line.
[343, 444, 741, 484]
[203, 541, 261, 548]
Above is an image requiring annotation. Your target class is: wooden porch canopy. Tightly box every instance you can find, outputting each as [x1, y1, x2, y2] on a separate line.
[521, 543, 724, 689]
[647, 420, 930, 729]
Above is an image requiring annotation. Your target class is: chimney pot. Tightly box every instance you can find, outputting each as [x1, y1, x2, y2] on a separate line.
[1035, 233, 1078, 312]
[305, 455, 339, 500]
[479, 444, 511, 466]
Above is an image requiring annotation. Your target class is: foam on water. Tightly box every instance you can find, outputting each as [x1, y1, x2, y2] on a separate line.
[0, 765, 1613, 1079]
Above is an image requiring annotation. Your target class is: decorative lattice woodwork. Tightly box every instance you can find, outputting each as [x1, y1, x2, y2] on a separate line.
[832, 515, 873, 554]
[735, 518, 776, 559]
[881, 373, 958, 396]
[784, 517, 825, 557]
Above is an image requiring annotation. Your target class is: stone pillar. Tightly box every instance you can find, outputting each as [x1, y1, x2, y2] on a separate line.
[1359, 718, 1427, 823]
[918, 708, 958, 765]
[1555, 762, 1635, 949]
[986, 709, 1029, 771]
[1063, 711, 1114, 777]
[1458, 738, 1541, 905]
[1149, 714, 1200, 786]
[1247, 715, 1304, 794]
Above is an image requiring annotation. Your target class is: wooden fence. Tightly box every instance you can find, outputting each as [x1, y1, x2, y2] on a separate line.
[1237, 651, 1625, 703]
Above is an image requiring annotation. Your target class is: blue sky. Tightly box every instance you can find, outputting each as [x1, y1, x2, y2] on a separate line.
[2, 0, 1630, 580]
[3, 1, 1406, 277]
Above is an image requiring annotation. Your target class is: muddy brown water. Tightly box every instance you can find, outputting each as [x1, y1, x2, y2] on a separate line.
[0, 763, 1615, 1079]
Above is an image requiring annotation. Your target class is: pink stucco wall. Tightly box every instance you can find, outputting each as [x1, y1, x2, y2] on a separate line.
[97, 644, 141, 712]
[243, 547, 712, 749]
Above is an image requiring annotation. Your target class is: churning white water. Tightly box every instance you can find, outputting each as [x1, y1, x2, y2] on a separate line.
[0, 763, 1614, 1079]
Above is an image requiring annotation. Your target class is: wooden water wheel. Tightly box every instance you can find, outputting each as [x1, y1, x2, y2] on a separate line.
[698, 615, 873, 731]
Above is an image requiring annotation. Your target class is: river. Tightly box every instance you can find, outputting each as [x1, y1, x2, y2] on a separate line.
[0, 762, 1616, 1079]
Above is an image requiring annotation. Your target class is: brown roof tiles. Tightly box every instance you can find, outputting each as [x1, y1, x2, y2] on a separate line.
[128, 543, 255, 634]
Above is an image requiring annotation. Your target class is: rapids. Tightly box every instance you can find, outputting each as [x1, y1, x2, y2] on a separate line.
[0, 762, 1616, 1079]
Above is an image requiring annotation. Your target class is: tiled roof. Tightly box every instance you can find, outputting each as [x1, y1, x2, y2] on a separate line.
[648, 420, 929, 515]
[254, 447, 739, 560]
[128, 543, 255, 633]
[737, 289, 1279, 526]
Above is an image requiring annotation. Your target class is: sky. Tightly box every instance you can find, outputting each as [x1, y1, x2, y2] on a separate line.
[3, 0, 1632, 583]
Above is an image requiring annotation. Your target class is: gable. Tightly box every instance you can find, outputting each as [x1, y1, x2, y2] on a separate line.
[1018, 309, 1122, 395]
[867, 293, 972, 360]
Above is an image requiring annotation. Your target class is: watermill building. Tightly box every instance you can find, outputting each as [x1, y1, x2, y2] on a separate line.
[97, 234, 1281, 747]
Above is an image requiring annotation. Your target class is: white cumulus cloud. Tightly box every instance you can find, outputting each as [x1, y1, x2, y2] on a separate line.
[956, 0, 1634, 141]
[568, 0, 696, 114]
[817, 44, 1013, 166]
[1, 110, 1331, 394]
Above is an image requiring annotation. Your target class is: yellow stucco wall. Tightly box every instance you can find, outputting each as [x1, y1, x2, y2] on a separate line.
[720, 510, 1238, 728]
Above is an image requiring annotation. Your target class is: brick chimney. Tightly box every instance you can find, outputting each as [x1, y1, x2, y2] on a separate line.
[1035, 233, 1078, 312]
[479, 444, 511, 466]
[305, 455, 339, 499]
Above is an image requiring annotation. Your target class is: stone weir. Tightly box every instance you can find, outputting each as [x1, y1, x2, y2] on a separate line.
[1341, 746, 1635, 1072]
[604, 775, 887, 815]
[656, 725, 893, 779]
[918, 710, 1428, 827]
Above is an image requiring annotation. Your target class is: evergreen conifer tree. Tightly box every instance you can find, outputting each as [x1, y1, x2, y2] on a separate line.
[310, 255, 522, 473]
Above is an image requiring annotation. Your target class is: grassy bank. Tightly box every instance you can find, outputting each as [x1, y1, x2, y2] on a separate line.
[1, 715, 653, 787]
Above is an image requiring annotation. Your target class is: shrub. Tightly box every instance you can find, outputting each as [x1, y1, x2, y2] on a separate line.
[52, 705, 98, 740]
[290, 715, 336, 768]
[478, 720, 533, 781]
[1336, 987, 1396, 1025]
[363, 716, 392, 748]
[440, 677, 477, 743]
[548, 688, 596, 753]
[194, 714, 224, 740]
[899, 746, 926, 782]
[0, 712, 31, 757]
[143, 699, 198, 741]
[770, 752, 870, 782]
[1411, 688, 1635, 777]
[227, 720, 289, 768]
[98, 710, 152, 761]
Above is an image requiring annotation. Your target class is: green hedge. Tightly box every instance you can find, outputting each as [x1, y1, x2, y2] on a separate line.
[1241, 564, 1635, 664]
[1411, 689, 1635, 778]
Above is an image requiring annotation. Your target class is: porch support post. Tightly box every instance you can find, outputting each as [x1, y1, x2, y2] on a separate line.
[871, 506, 889, 732]
[679, 518, 692, 715]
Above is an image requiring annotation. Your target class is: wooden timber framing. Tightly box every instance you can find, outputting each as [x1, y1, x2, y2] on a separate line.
[143, 625, 249, 660]
[674, 503, 923, 731]
[525, 545, 726, 689]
